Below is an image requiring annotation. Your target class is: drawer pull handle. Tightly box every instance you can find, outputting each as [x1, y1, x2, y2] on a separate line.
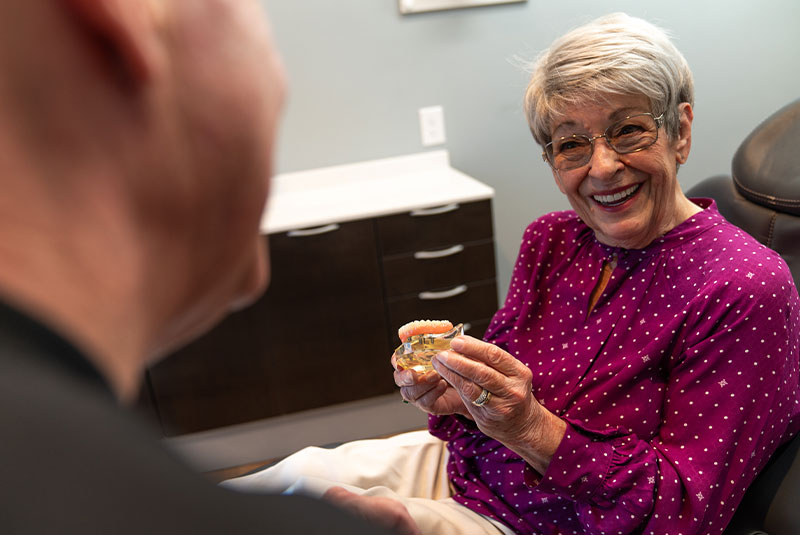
[418, 284, 467, 300]
[286, 224, 340, 237]
[413, 244, 464, 260]
[410, 203, 459, 217]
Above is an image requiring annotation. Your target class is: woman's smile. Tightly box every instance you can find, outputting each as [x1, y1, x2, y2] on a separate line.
[590, 182, 642, 209]
[549, 94, 698, 249]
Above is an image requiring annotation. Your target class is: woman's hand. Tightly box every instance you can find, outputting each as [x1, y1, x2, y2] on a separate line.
[392, 352, 470, 417]
[431, 336, 566, 474]
[323, 486, 421, 535]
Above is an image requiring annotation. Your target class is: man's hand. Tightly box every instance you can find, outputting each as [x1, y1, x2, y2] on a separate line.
[323, 486, 421, 535]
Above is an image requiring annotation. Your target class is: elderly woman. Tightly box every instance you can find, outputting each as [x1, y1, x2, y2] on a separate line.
[224, 13, 800, 535]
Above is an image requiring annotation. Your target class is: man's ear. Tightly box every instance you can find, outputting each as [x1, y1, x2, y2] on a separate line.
[60, 0, 164, 85]
[674, 102, 693, 165]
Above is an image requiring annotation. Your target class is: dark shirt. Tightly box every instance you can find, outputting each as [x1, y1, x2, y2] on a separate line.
[0, 299, 388, 534]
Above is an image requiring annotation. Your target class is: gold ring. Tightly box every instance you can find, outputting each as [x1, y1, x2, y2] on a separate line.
[471, 388, 492, 407]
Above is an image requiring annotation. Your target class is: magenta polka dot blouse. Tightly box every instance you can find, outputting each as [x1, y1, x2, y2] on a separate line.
[430, 199, 800, 534]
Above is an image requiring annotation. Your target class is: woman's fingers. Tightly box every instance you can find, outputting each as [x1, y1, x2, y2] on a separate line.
[433, 342, 535, 418]
[450, 335, 528, 378]
[394, 367, 440, 388]
[433, 348, 507, 398]
[438, 369, 485, 408]
[402, 379, 447, 405]
[392, 340, 527, 417]
[394, 366, 445, 403]
[399, 377, 440, 401]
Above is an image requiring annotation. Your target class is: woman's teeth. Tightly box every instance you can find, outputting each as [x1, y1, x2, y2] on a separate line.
[592, 184, 640, 206]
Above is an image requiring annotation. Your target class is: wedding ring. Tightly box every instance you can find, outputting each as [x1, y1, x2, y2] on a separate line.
[471, 388, 492, 407]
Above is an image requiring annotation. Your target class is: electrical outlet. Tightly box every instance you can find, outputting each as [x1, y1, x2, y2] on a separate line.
[418, 105, 446, 146]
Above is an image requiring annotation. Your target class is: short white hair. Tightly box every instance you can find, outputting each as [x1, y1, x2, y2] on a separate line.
[523, 12, 694, 147]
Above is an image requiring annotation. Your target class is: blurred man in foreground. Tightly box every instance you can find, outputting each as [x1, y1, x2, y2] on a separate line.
[0, 1, 412, 532]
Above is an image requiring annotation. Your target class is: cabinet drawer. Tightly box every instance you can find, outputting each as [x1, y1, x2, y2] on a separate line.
[382, 240, 496, 297]
[377, 200, 493, 255]
[387, 279, 498, 337]
[148, 221, 392, 436]
[257, 219, 393, 417]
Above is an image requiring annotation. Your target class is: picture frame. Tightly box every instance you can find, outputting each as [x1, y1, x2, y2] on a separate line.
[399, 0, 527, 15]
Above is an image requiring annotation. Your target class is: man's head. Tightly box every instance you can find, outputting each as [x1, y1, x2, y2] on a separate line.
[0, 0, 285, 397]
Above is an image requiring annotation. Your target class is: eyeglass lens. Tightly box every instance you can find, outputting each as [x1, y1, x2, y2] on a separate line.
[546, 113, 660, 170]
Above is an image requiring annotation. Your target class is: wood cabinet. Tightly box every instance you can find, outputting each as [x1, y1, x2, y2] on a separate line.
[378, 200, 498, 347]
[142, 199, 497, 436]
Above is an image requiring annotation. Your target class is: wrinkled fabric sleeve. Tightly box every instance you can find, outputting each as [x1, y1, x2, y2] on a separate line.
[534, 269, 800, 535]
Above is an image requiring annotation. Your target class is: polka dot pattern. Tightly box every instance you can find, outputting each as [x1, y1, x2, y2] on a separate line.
[429, 199, 800, 534]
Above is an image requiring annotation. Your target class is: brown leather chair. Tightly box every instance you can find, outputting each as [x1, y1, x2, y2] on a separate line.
[687, 98, 800, 535]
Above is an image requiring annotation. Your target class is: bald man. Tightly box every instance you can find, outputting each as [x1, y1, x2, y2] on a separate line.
[0, 1, 408, 533]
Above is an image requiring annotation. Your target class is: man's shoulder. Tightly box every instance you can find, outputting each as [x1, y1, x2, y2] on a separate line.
[0, 349, 385, 534]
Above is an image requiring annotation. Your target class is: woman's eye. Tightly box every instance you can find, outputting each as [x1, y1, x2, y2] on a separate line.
[614, 123, 645, 137]
[558, 139, 585, 152]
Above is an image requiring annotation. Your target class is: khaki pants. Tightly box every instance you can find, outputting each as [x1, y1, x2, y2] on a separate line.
[221, 430, 514, 535]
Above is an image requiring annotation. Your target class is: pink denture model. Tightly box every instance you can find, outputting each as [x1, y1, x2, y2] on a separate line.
[394, 319, 464, 373]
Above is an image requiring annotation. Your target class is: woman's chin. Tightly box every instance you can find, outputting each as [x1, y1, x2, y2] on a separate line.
[594, 222, 654, 250]
[589, 203, 656, 249]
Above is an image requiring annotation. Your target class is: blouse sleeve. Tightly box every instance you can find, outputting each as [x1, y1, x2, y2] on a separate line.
[534, 266, 800, 534]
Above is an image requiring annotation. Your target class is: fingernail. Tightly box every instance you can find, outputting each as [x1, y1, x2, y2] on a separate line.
[449, 337, 464, 351]
[435, 351, 450, 364]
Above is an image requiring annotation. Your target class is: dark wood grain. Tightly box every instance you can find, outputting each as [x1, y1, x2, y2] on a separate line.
[377, 200, 494, 256]
[382, 240, 496, 297]
[148, 221, 391, 436]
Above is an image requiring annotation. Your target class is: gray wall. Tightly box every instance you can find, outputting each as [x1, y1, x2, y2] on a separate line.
[261, 0, 800, 300]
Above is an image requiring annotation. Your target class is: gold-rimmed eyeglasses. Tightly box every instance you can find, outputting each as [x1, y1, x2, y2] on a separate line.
[542, 112, 665, 171]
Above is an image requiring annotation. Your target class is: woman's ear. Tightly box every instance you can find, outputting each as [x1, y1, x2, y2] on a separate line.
[674, 102, 693, 165]
[60, 0, 164, 85]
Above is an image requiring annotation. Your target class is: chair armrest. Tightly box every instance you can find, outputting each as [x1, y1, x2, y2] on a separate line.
[723, 527, 768, 535]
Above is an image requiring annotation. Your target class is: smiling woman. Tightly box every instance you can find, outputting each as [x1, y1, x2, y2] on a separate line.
[222, 12, 800, 535]
[542, 93, 700, 250]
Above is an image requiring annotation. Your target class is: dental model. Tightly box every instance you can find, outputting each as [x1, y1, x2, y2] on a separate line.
[394, 319, 464, 373]
[397, 319, 454, 342]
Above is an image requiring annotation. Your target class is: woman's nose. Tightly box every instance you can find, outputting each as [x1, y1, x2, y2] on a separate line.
[588, 138, 622, 178]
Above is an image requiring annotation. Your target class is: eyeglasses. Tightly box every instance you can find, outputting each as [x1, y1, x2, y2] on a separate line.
[542, 112, 665, 171]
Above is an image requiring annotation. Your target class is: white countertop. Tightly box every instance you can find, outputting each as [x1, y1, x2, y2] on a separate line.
[260, 150, 495, 234]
